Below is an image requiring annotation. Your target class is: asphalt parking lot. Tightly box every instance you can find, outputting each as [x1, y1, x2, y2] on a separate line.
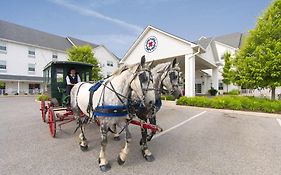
[0, 96, 281, 175]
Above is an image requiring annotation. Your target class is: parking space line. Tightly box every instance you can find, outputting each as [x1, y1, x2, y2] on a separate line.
[276, 119, 281, 128]
[153, 111, 207, 140]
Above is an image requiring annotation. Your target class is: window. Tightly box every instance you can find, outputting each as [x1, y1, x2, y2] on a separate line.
[28, 64, 35, 74]
[0, 60, 7, 72]
[56, 68, 64, 83]
[52, 52, 58, 60]
[0, 42, 7, 53]
[86, 72, 90, 82]
[218, 82, 223, 90]
[28, 47, 35, 57]
[107, 60, 113, 67]
[195, 84, 202, 94]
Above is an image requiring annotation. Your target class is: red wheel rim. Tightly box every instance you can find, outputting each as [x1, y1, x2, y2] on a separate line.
[40, 99, 46, 122]
[48, 108, 56, 138]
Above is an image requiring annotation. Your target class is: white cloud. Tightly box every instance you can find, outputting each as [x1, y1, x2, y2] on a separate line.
[74, 34, 137, 57]
[49, 0, 143, 34]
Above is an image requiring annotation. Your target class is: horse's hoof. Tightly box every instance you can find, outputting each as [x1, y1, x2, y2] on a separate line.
[142, 149, 155, 162]
[117, 155, 125, 165]
[80, 145, 88, 152]
[99, 163, 111, 172]
[113, 136, 120, 141]
[144, 154, 155, 162]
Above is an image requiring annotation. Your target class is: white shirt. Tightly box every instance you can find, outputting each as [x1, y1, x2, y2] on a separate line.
[66, 74, 81, 85]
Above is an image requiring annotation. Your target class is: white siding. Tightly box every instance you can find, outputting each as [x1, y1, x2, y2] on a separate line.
[124, 29, 194, 65]
[93, 46, 119, 78]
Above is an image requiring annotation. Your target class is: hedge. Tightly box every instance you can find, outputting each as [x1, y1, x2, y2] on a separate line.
[176, 96, 281, 113]
[161, 95, 176, 101]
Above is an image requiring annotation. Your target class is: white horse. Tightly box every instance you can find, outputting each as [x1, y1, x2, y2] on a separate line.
[70, 56, 155, 172]
[113, 58, 182, 161]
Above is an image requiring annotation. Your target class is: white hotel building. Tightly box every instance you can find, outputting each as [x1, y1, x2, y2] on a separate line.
[0, 20, 119, 95]
[121, 25, 281, 98]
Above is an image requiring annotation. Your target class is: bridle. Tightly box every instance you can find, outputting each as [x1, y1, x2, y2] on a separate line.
[159, 67, 180, 94]
[129, 68, 155, 107]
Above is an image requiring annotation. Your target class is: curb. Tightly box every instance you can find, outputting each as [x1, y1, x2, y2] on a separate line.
[162, 100, 281, 119]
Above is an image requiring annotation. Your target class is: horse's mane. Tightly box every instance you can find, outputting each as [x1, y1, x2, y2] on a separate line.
[151, 62, 171, 73]
[111, 63, 138, 76]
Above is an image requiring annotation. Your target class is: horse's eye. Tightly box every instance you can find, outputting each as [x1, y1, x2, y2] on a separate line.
[169, 72, 177, 80]
[139, 73, 148, 82]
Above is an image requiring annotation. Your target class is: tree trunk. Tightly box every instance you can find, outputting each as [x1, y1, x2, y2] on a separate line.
[271, 87, 276, 100]
[227, 84, 229, 93]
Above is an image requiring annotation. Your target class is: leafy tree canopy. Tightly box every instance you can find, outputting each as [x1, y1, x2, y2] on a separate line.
[67, 45, 103, 81]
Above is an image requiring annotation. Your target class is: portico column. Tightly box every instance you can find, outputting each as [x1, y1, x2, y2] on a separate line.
[185, 55, 195, 97]
[212, 67, 219, 90]
[17, 81, 20, 94]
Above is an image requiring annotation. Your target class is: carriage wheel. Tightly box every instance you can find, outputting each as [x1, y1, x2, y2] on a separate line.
[40, 99, 46, 122]
[48, 107, 56, 138]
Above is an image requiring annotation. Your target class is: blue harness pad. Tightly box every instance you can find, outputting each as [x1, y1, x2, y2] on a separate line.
[94, 105, 128, 117]
[155, 97, 162, 109]
[89, 80, 104, 92]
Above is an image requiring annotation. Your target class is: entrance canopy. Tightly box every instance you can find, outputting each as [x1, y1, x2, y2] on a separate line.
[120, 26, 218, 97]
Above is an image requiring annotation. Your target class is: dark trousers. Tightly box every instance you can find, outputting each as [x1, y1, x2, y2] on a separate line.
[66, 85, 74, 105]
[66, 85, 74, 96]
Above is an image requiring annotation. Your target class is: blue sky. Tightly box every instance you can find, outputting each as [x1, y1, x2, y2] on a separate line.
[0, 0, 272, 57]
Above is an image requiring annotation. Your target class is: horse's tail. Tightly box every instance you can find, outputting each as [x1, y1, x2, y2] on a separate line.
[70, 82, 84, 115]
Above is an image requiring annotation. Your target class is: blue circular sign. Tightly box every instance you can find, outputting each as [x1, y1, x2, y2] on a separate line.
[144, 36, 158, 53]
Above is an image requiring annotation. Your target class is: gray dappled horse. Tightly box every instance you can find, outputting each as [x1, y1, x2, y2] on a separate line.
[113, 58, 182, 161]
[70, 57, 155, 172]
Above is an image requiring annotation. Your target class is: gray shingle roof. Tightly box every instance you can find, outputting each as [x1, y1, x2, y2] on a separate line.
[195, 32, 245, 49]
[0, 20, 73, 51]
[194, 37, 213, 49]
[67, 37, 98, 48]
[0, 20, 99, 51]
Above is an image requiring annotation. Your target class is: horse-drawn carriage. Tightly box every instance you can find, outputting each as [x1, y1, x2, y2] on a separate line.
[40, 61, 93, 137]
[39, 57, 181, 172]
[40, 60, 162, 138]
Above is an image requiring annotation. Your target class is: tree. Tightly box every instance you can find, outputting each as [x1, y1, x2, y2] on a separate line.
[67, 45, 103, 81]
[234, 0, 281, 100]
[222, 52, 232, 92]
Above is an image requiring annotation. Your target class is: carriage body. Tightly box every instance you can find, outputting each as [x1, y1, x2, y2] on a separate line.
[40, 61, 93, 137]
[43, 61, 93, 106]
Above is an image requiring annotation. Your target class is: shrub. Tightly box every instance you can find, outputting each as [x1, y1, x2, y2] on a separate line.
[176, 95, 281, 113]
[37, 94, 49, 101]
[4, 93, 8, 96]
[14, 92, 19, 95]
[176, 96, 188, 105]
[228, 89, 240, 95]
[208, 87, 218, 96]
[161, 95, 176, 101]
[24, 93, 28, 95]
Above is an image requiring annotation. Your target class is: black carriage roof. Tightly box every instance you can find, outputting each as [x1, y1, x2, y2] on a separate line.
[43, 61, 93, 70]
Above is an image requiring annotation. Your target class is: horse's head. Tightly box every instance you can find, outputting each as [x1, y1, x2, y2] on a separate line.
[129, 55, 155, 108]
[161, 58, 182, 99]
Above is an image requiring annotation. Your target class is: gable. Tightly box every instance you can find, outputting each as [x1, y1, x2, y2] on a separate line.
[122, 27, 196, 65]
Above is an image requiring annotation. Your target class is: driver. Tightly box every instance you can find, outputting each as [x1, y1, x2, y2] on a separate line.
[66, 68, 81, 96]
